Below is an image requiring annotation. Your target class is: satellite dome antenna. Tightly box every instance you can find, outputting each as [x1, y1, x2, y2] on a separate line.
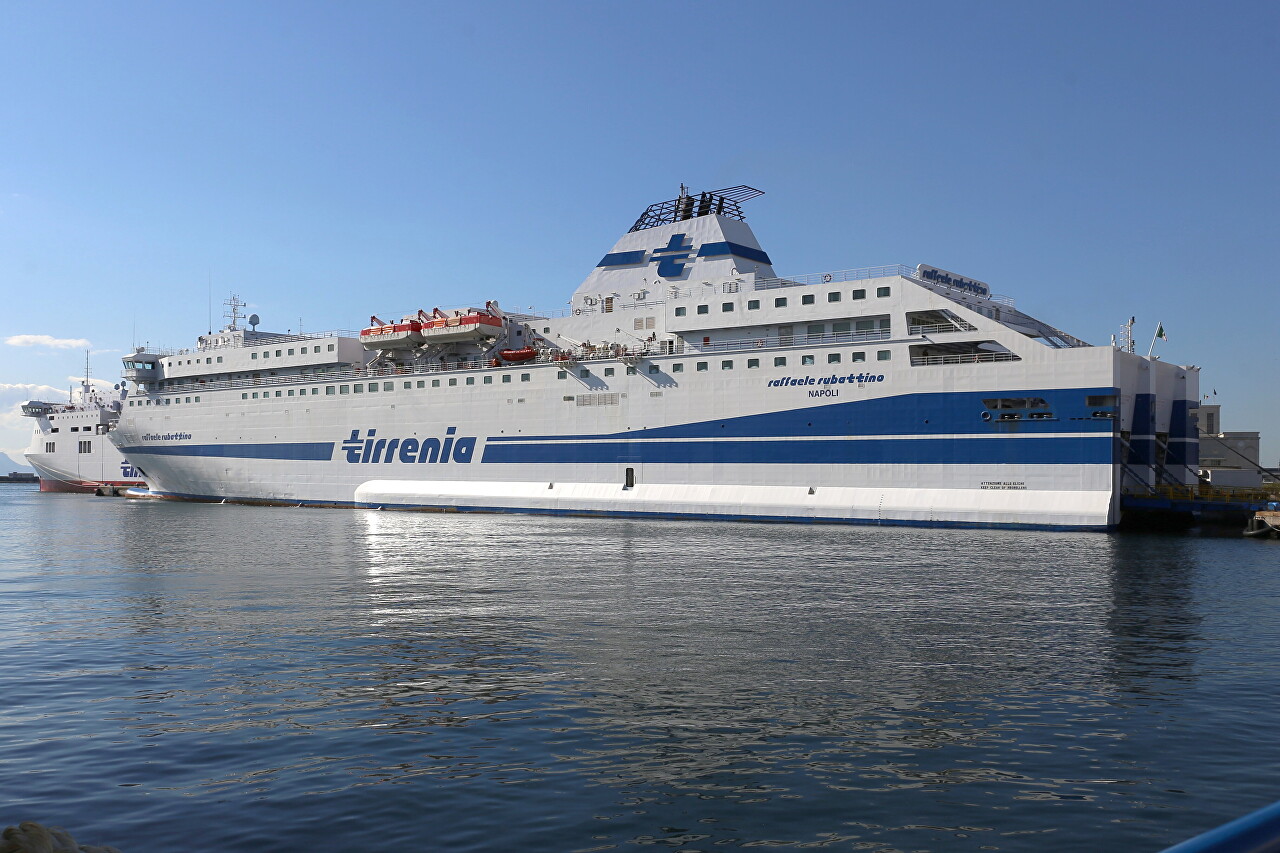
[248, 313, 260, 331]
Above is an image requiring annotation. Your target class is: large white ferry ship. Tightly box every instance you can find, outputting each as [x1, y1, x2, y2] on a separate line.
[111, 186, 1199, 529]
[22, 376, 145, 493]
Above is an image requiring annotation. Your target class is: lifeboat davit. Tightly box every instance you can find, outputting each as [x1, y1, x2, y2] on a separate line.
[498, 346, 537, 362]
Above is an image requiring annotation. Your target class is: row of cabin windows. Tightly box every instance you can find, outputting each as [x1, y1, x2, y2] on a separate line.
[129, 397, 201, 406]
[568, 351, 890, 377]
[165, 343, 337, 370]
[169, 356, 223, 366]
[250, 344, 336, 360]
[676, 287, 891, 317]
[139, 349, 900, 403]
[234, 373, 537, 398]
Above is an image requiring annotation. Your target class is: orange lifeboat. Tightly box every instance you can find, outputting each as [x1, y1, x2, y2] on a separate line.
[419, 310, 503, 342]
[360, 313, 426, 349]
[498, 346, 537, 362]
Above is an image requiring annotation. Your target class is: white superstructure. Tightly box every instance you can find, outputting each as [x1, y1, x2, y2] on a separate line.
[111, 186, 1199, 529]
[22, 378, 144, 493]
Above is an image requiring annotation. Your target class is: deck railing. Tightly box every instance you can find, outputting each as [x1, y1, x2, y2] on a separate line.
[910, 352, 1020, 366]
[142, 328, 904, 397]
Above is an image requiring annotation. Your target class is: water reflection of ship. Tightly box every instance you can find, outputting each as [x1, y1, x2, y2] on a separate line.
[1104, 535, 1201, 689]
[352, 512, 1160, 789]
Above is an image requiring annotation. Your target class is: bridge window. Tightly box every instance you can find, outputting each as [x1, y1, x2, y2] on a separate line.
[774, 297, 787, 308]
[852, 289, 866, 300]
[748, 299, 760, 310]
[802, 294, 815, 305]
[877, 286, 891, 298]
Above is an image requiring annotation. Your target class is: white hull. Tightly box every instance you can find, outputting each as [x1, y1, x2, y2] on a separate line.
[110, 187, 1200, 530]
[23, 391, 144, 493]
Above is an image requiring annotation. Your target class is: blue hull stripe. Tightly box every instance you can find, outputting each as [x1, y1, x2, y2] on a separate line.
[482, 435, 1112, 465]
[487, 387, 1121, 443]
[117, 442, 335, 460]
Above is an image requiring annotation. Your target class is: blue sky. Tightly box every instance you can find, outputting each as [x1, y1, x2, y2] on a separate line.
[1, 0, 1276, 463]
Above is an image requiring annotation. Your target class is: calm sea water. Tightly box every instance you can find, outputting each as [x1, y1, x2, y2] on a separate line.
[2, 485, 1278, 852]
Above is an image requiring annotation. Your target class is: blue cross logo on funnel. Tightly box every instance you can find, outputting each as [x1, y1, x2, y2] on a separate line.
[650, 233, 694, 277]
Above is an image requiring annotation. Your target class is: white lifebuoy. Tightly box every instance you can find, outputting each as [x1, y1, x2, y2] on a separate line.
[822, 273, 833, 283]
[574, 308, 582, 316]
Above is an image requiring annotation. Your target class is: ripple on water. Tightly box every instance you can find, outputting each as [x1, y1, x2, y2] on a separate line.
[1, 494, 1277, 851]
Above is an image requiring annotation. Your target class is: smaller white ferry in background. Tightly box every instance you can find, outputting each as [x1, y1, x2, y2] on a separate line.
[22, 374, 145, 494]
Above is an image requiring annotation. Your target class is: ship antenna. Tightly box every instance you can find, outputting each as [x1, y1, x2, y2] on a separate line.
[1119, 316, 1135, 354]
[223, 293, 245, 331]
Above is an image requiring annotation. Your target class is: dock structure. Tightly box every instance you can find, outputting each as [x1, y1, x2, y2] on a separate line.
[1245, 510, 1280, 538]
[1120, 484, 1277, 530]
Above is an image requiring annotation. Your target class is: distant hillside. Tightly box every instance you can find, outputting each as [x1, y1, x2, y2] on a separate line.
[0, 452, 34, 474]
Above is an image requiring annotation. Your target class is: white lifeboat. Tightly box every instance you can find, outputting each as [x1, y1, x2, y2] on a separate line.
[419, 308, 503, 342]
[360, 312, 427, 350]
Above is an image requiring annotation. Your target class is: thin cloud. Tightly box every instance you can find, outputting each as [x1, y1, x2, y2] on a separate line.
[64, 376, 121, 391]
[6, 334, 93, 350]
[0, 382, 63, 396]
